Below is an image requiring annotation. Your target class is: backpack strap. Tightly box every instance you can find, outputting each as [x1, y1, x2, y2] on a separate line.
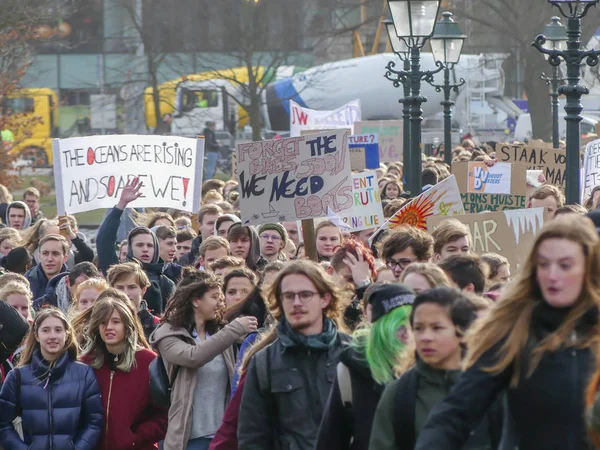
[337, 362, 353, 411]
[255, 345, 271, 395]
[393, 368, 418, 449]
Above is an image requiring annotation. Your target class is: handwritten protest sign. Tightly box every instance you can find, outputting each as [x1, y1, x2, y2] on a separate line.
[348, 134, 380, 171]
[373, 175, 464, 233]
[495, 143, 566, 188]
[428, 207, 547, 272]
[582, 138, 600, 203]
[236, 130, 353, 225]
[354, 120, 403, 163]
[453, 161, 527, 213]
[290, 100, 361, 137]
[339, 170, 384, 231]
[52, 135, 204, 215]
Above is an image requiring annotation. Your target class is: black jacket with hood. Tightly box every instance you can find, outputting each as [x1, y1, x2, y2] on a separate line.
[316, 345, 386, 450]
[177, 235, 201, 267]
[5, 201, 32, 229]
[97, 207, 174, 314]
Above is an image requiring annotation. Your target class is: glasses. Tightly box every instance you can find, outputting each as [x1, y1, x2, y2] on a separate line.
[260, 234, 282, 242]
[281, 291, 319, 304]
[386, 258, 415, 270]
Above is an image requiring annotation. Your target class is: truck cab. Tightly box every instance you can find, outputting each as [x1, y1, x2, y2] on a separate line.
[171, 79, 237, 136]
[2, 88, 59, 166]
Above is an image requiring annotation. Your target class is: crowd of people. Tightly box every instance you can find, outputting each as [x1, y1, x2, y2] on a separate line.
[1, 138, 600, 449]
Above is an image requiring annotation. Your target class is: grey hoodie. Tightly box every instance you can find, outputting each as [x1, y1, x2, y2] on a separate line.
[5, 201, 32, 229]
[213, 214, 242, 236]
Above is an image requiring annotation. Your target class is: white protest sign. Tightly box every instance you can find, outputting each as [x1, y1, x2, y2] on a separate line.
[340, 170, 384, 231]
[467, 162, 512, 194]
[236, 130, 353, 225]
[290, 99, 361, 137]
[582, 138, 600, 203]
[52, 135, 204, 215]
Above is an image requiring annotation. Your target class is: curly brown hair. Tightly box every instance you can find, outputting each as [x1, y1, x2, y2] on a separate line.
[161, 274, 225, 334]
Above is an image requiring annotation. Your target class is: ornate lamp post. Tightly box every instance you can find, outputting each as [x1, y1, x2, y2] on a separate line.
[540, 17, 568, 149]
[533, 0, 600, 204]
[429, 12, 466, 166]
[385, 0, 442, 195]
[384, 19, 411, 182]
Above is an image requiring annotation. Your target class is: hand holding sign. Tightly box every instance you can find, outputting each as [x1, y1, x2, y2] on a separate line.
[117, 177, 144, 210]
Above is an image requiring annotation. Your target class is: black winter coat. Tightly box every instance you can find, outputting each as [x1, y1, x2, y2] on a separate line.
[315, 346, 384, 450]
[415, 302, 597, 450]
[238, 327, 349, 450]
[0, 350, 103, 450]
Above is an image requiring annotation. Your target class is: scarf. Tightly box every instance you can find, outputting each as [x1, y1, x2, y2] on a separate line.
[277, 316, 338, 351]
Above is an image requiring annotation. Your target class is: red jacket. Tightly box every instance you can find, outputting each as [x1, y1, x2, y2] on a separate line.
[209, 372, 246, 450]
[92, 348, 168, 450]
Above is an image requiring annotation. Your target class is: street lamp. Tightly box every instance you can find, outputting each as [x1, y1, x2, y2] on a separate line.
[540, 17, 568, 149]
[385, 19, 412, 183]
[429, 11, 466, 166]
[385, 0, 442, 195]
[533, 0, 600, 205]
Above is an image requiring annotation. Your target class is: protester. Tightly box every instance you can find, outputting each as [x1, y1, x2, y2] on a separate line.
[22, 187, 44, 224]
[238, 260, 350, 450]
[413, 216, 599, 450]
[0, 230, 18, 257]
[150, 276, 257, 450]
[223, 268, 256, 308]
[82, 297, 168, 449]
[227, 223, 265, 271]
[33, 261, 100, 312]
[5, 201, 31, 230]
[97, 178, 175, 314]
[1, 247, 33, 274]
[528, 184, 564, 219]
[400, 262, 451, 294]
[198, 236, 230, 270]
[0, 308, 103, 449]
[258, 223, 288, 263]
[431, 219, 471, 262]
[210, 256, 246, 278]
[179, 204, 223, 266]
[282, 221, 301, 247]
[0, 281, 33, 323]
[350, 228, 376, 249]
[215, 214, 241, 238]
[176, 228, 197, 260]
[481, 253, 511, 283]
[316, 220, 343, 261]
[107, 262, 161, 340]
[0, 185, 13, 225]
[74, 277, 109, 312]
[381, 180, 402, 199]
[25, 234, 69, 299]
[316, 283, 415, 449]
[381, 226, 433, 280]
[438, 254, 488, 295]
[370, 287, 502, 450]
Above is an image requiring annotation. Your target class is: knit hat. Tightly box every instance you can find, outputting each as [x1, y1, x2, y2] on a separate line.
[368, 283, 415, 322]
[258, 223, 288, 245]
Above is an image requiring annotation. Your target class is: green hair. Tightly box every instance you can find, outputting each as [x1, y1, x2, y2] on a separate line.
[351, 305, 411, 385]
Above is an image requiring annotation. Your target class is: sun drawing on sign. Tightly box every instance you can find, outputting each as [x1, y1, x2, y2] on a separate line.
[389, 187, 456, 230]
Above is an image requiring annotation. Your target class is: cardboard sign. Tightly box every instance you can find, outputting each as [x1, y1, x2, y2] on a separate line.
[236, 130, 353, 225]
[453, 161, 527, 213]
[495, 142, 567, 188]
[290, 100, 361, 137]
[354, 120, 403, 163]
[582, 138, 600, 203]
[348, 134, 380, 171]
[375, 175, 464, 232]
[428, 207, 547, 272]
[52, 135, 204, 215]
[340, 170, 384, 231]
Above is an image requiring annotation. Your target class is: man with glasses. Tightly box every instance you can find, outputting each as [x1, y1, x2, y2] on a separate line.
[239, 260, 349, 450]
[381, 225, 433, 280]
[258, 223, 288, 263]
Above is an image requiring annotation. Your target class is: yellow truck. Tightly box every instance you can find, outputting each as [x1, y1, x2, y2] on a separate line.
[2, 87, 59, 166]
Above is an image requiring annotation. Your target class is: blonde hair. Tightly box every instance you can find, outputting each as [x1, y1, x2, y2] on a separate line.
[107, 262, 151, 289]
[73, 278, 109, 313]
[0, 228, 21, 247]
[0, 184, 13, 204]
[464, 216, 600, 387]
[81, 297, 146, 372]
[401, 262, 451, 289]
[19, 308, 78, 367]
[0, 281, 32, 317]
[20, 219, 59, 252]
[202, 189, 224, 204]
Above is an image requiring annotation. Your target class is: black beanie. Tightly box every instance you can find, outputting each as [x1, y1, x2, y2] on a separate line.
[4, 247, 32, 273]
[368, 283, 415, 322]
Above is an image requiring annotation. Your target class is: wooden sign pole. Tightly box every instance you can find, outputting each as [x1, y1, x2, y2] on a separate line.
[301, 219, 318, 262]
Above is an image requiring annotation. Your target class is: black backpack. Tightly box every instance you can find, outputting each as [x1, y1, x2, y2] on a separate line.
[0, 302, 29, 365]
[149, 355, 180, 408]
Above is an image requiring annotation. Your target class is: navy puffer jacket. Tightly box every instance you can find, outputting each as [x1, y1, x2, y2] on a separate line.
[0, 349, 104, 450]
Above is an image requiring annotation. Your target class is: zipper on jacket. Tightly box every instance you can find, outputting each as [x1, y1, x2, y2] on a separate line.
[105, 371, 115, 450]
[47, 372, 54, 450]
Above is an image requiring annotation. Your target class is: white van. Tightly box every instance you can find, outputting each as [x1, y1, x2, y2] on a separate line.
[514, 113, 597, 142]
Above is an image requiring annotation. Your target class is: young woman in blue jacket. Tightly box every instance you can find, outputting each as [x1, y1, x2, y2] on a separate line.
[0, 307, 104, 450]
